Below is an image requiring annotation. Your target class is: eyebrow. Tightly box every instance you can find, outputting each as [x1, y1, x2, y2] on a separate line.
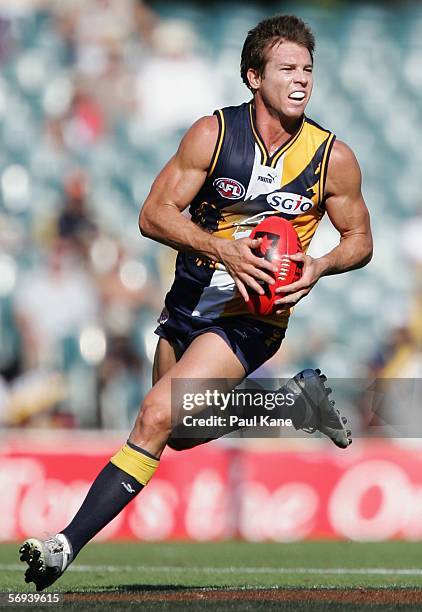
[277, 62, 313, 68]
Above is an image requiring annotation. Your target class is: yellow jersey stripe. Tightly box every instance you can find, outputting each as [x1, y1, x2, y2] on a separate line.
[207, 109, 225, 177]
[318, 133, 335, 203]
[270, 119, 305, 168]
[280, 124, 328, 189]
[248, 103, 268, 165]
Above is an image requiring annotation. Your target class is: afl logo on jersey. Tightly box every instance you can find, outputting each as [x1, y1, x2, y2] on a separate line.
[267, 192, 314, 215]
[214, 177, 246, 200]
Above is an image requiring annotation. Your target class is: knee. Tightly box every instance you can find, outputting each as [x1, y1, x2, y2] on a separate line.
[133, 393, 171, 440]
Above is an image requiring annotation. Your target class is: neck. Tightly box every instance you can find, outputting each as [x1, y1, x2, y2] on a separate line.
[253, 96, 303, 155]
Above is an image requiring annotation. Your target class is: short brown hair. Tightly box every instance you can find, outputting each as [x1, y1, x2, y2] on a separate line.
[240, 15, 315, 91]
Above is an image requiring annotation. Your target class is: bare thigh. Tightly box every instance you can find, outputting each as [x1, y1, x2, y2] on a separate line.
[129, 332, 246, 457]
[152, 337, 178, 385]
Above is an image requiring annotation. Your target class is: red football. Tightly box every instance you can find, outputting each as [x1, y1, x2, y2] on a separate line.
[246, 216, 303, 316]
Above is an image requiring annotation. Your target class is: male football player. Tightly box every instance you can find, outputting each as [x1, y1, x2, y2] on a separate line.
[20, 14, 372, 589]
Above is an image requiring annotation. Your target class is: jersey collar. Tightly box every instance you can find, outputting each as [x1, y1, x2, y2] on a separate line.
[248, 101, 305, 168]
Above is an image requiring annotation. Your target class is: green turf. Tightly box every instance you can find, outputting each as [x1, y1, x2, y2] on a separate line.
[1, 541, 422, 611]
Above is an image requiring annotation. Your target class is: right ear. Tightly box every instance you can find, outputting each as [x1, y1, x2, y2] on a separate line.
[247, 68, 262, 91]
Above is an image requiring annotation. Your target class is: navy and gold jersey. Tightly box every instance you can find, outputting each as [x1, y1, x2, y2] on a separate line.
[164, 101, 335, 328]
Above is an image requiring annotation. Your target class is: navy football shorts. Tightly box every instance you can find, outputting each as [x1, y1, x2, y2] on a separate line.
[155, 307, 285, 375]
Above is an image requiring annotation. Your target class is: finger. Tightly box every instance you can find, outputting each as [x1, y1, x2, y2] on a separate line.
[275, 304, 295, 314]
[275, 304, 294, 314]
[275, 290, 308, 305]
[275, 279, 308, 294]
[288, 252, 306, 262]
[248, 237, 262, 248]
[246, 265, 275, 285]
[249, 253, 277, 273]
[239, 273, 265, 295]
[275, 289, 308, 305]
[234, 277, 249, 302]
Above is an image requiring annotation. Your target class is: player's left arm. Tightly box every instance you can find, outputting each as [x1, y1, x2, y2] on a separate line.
[275, 140, 373, 311]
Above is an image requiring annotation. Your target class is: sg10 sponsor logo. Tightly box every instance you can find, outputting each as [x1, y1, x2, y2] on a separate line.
[267, 191, 313, 215]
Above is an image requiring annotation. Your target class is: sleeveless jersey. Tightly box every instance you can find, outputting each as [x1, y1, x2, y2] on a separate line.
[164, 101, 335, 328]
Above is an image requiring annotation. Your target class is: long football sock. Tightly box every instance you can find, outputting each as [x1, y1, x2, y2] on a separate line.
[61, 442, 159, 559]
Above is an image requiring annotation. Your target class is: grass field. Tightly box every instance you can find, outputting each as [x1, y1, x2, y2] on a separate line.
[2, 541, 422, 611]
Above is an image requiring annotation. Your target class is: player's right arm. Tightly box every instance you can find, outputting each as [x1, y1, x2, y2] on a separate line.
[139, 116, 276, 301]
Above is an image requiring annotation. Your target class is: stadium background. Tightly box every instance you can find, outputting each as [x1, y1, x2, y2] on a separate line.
[1, 0, 422, 549]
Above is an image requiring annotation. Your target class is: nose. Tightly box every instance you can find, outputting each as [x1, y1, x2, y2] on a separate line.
[293, 69, 309, 87]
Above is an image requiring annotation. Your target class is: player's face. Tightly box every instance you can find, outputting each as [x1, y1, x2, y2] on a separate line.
[250, 41, 313, 120]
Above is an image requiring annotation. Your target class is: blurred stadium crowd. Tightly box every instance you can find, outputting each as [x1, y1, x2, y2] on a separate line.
[0, 0, 421, 431]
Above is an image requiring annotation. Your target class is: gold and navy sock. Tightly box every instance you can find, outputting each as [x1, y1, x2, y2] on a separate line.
[61, 441, 159, 558]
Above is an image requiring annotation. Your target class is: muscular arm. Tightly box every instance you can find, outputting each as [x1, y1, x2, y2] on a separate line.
[139, 116, 276, 299]
[275, 140, 373, 310]
[314, 140, 373, 275]
[139, 116, 220, 258]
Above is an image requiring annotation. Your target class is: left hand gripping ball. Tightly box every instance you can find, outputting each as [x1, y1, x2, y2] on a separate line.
[246, 216, 303, 316]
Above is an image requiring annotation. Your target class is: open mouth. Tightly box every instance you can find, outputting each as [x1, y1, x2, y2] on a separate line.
[288, 91, 306, 101]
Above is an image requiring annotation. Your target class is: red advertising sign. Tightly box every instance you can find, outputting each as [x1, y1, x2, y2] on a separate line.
[2, 436, 422, 542]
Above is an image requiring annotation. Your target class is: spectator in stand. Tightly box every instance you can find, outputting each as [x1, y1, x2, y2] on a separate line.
[13, 237, 99, 369]
[57, 168, 96, 260]
[97, 334, 145, 429]
[135, 19, 225, 135]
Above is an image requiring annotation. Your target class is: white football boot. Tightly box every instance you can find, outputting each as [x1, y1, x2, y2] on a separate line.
[19, 533, 73, 591]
